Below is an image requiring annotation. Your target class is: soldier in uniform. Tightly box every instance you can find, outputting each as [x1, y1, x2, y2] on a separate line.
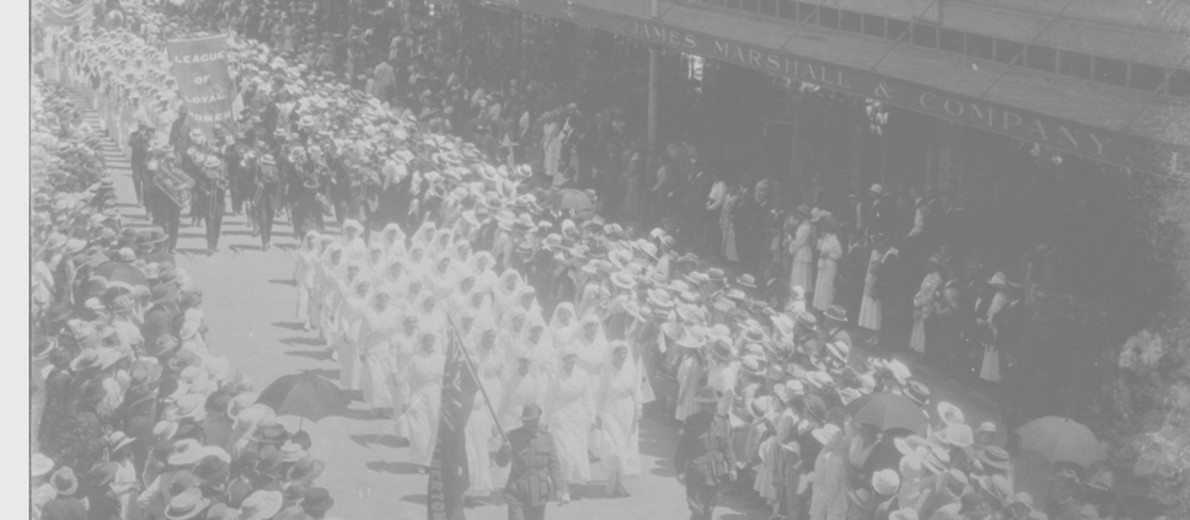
[202, 155, 228, 255]
[253, 153, 283, 251]
[129, 121, 153, 207]
[146, 145, 183, 253]
[497, 403, 568, 520]
[674, 387, 736, 520]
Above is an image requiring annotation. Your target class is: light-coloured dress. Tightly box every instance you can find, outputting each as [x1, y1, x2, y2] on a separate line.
[401, 349, 445, 466]
[545, 367, 593, 485]
[674, 354, 704, 422]
[911, 271, 943, 354]
[789, 221, 814, 294]
[358, 307, 398, 410]
[596, 361, 643, 477]
[813, 233, 842, 311]
[857, 249, 882, 331]
[464, 349, 503, 496]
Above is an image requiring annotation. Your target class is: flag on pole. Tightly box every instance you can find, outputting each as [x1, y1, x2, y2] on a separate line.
[428, 328, 479, 520]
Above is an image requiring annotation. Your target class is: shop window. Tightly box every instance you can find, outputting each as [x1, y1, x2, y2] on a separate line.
[1128, 62, 1166, 92]
[819, 7, 839, 29]
[1170, 68, 1190, 97]
[939, 28, 964, 54]
[1057, 50, 1092, 79]
[759, 0, 777, 17]
[966, 33, 994, 61]
[1025, 45, 1057, 73]
[863, 14, 885, 38]
[1093, 56, 1127, 86]
[886, 18, 911, 42]
[839, 10, 862, 33]
[994, 39, 1024, 65]
[779, 0, 799, 22]
[911, 23, 938, 48]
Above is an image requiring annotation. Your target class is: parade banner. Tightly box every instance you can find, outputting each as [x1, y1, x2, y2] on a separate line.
[41, 2, 93, 26]
[166, 34, 235, 135]
[428, 328, 479, 520]
[153, 164, 195, 209]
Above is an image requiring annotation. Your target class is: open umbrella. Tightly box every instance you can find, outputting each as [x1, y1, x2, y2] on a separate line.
[1011, 449, 1055, 505]
[547, 188, 596, 219]
[256, 371, 349, 427]
[93, 261, 148, 288]
[1017, 416, 1107, 469]
[845, 392, 930, 435]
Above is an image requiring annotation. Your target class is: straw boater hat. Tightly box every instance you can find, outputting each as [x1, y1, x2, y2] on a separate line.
[811, 424, 842, 446]
[239, 490, 283, 520]
[823, 305, 848, 323]
[979, 445, 1012, 471]
[53, 467, 79, 496]
[937, 423, 975, 448]
[937, 401, 965, 426]
[169, 439, 207, 466]
[906, 380, 931, 407]
[165, 488, 209, 520]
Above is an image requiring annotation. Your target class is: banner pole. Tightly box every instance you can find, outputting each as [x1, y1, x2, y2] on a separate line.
[446, 315, 510, 446]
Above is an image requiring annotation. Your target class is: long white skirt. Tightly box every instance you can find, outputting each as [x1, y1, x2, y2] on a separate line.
[790, 257, 813, 294]
[359, 343, 395, 410]
[858, 291, 882, 331]
[812, 260, 837, 311]
[551, 402, 592, 485]
[464, 393, 496, 496]
[402, 385, 441, 466]
[599, 397, 641, 477]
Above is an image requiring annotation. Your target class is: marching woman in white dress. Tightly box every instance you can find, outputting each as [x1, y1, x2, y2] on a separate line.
[574, 313, 610, 380]
[548, 302, 581, 353]
[494, 269, 523, 324]
[523, 315, 555, 374]
[358, 290, 399, 417]
[340, 219, 368, 263]
[294, 231, 321, 331]
[544, 348, 594, 496]
[316, 245, 344, 352]
[595, 341, 644, 498]
[335, 269, 368, 392]
[378, 222, 407, 260]
[400, 331, 446, 473]
[426, 255, 459, 302]
[464, 325, 503, 498]
[389, 313, 421, 437]
[813, 215, 843, 311]
[471, 252, 499, 296]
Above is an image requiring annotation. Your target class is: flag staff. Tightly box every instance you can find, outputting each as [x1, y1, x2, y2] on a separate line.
[446, 315, 510, 447]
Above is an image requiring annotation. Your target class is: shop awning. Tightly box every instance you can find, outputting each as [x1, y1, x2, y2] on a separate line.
[469, 0, 1190, 178]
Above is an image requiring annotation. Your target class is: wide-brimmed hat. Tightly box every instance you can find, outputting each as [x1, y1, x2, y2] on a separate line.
[32, 453, 55, 479]
[872, 469, 901, 496]
[823, 305, 848, 323]
[108, 430, 137, 453]
[239, 490, 283, 520]
[888, 508, 919, 520]
[979, 445, 1012, 471]
[906, 380, 931, 407]
[150, 283, 180, 305]
[91, 461, 120, 489]
[611, 270, 636, 291]
[52, 466, 79, 496]
[708, 338, 733, 361]
[647, 288, 675, 309]
[193, 455, 231, 485]
[735, 274, 757, 289]
[169, 439, 206, 466]
[280, 442, 308, 463]
[937, 423, 975, 448]
[521, 403, 543, 422]
[302, 487, 335, 514]
[251, 423, 290, 445]
[869, 184, 885, 196]
[937, 401, 965, 426]
[677, 327, 707, 349]
[287, 456, 326, 482]
[812, 424, 842, 446]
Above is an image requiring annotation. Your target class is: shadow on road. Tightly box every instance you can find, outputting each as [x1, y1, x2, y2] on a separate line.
[285, 349, 334, 361]
[367, 461, 423, 475]
[273, 321, 306, 331]
[269, 279, 298, 287]
[281, 336, 324, 347]
[350, 433, 408, 449]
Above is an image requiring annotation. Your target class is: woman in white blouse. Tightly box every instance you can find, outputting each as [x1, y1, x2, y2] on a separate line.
[813, 215, 843, 311]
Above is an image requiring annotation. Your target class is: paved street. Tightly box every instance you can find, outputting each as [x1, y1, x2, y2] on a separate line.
[80, 95, 1004, 520]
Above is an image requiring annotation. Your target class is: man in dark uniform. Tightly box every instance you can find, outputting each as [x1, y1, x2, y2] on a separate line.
[168, 105, 190, 150]
[201, 155, 228, 255]
[129, 122, 153, 207]
[675, 387, 735, 520]
[253, 153, 282, 251]
[146, 146, 183, 252]
[497, 403, 566, 520]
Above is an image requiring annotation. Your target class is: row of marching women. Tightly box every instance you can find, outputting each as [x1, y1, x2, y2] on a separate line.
[31, 76, 345, 520]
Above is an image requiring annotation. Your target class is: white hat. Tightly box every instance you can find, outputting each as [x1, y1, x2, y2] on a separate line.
[31, 453, 55, 478]
[872, 469, 901, 495]
[937, 401, 965, 426]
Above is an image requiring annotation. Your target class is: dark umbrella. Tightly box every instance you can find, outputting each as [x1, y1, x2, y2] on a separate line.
[547, 188, 596, 219]
[93, 261, 148, 288]
[256, 371, 349, 428]
[845, 392, 930, 435]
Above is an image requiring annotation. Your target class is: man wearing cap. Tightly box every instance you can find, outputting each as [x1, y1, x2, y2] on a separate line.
[497, 403, 565, 520]
[675, 387, 735, 520]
